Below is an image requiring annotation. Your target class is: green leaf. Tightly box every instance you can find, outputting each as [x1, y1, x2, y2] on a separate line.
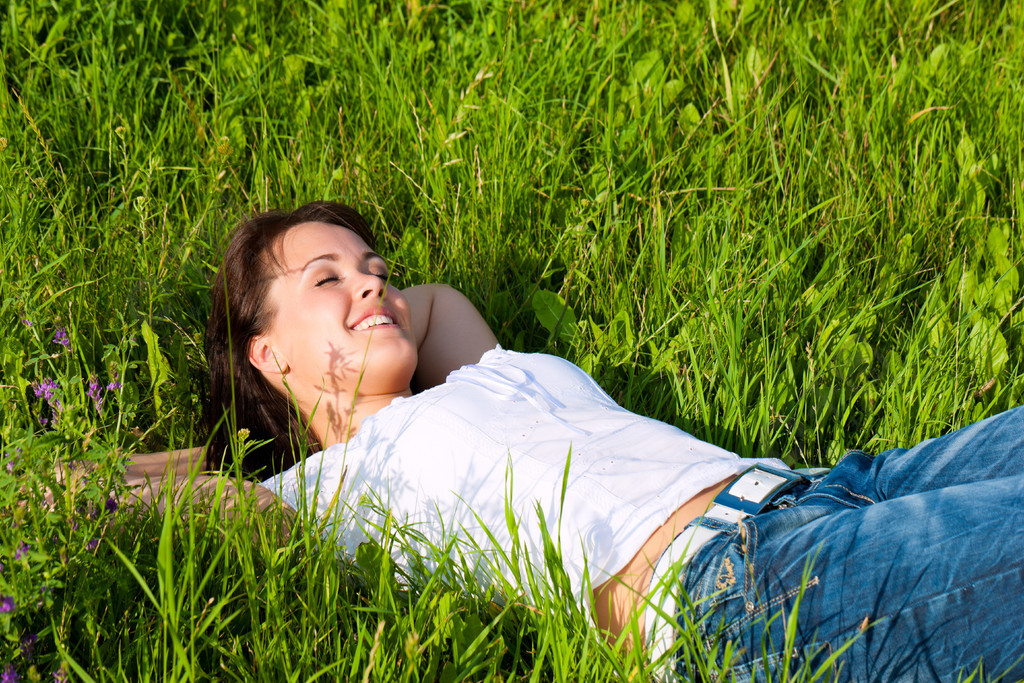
[926, 44, 949, 77]
[745, 45, 765, 78]
[282, 54, 305, 85]
[140, 321, 172, 412]
[784, 103, 802, 134]
[355, 541, 387, 578]
[681, 102, 701, 131]
[433, 591, 456, 641]
[721, 54, 734, 117]
[0, 338, 27, 394]
[986, 224, 1008, 258]
[663, 79, 684, 104]
[400, 227, 430, 279]
[955, 133, 975, 174]
[967, 318, 1008, 377]
[531, 290, 576, 341]
[610, 309, 636, 351]
[990, 254, 1019, 315]
[837, 335, 873, 376]
[927, 313, 951, 350]
[631, 50, 664, 92]
[958, 268, 978, 311]
[675, 1, 694, 25]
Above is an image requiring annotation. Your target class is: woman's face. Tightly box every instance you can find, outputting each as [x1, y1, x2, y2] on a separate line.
[251, 221, 417, 416]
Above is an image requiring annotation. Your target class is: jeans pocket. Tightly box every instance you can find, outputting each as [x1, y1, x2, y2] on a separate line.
[680, 518, 828, 683]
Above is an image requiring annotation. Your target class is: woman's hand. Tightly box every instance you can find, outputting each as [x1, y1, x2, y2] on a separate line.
[403, 283, 499, 390]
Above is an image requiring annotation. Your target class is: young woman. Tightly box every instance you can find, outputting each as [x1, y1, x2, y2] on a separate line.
[175, 201, 1023, 682]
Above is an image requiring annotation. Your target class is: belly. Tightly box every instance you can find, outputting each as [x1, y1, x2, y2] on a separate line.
[591, 475, 737, 645]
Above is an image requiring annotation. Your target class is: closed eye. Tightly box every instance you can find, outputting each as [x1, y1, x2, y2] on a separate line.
[315, 275, 339, 287]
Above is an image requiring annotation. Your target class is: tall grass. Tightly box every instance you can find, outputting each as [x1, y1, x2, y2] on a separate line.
[1, 0, 1021, 680]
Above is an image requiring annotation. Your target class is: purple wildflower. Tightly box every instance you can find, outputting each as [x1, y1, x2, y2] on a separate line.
[105, 496, 118, 515]
[107, 379, 122, 391]
[52, 326, 70, 350]
[21, 318, 32, 327]
[14, 542, 28, 560]
[0, 664, 19, 683]
[20, 633, 37, 660]
[32, 378, 62, 413]
[53, 667, 68, 683]
[0, 595, 15, 613]
[85, 538, 99, 551]
[31, 377, 63, 427]
[32, 378, 57, 401]
[86, 376, 104, 413]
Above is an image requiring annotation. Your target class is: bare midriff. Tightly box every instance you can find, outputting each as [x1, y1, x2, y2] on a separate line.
[591, 475, 737, 644]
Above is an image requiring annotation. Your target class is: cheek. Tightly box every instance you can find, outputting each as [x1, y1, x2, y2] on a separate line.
[387, 292, 413, 324]
[269, 306, 317, 362]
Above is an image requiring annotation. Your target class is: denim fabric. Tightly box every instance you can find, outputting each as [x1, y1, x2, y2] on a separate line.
[675, 405, 1024, 682]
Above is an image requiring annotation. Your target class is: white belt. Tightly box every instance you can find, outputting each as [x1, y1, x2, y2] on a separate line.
[643, 465, 809, 668]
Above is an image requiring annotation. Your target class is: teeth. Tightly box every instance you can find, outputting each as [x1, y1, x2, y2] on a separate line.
[353, 314, 395, 331]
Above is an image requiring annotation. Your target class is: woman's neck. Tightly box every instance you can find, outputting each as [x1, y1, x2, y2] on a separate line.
[309, 387, 413, 446]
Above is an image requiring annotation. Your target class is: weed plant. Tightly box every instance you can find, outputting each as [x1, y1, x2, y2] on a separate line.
[1, 0, 1022, 680]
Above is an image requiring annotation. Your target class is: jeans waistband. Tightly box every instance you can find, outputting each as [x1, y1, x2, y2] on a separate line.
[644, 465, 810, 667]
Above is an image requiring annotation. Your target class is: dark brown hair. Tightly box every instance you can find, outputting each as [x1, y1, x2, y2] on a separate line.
[204, 201, 376, 477]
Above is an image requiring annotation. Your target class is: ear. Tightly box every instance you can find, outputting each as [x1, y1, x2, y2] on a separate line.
[248, 335, 290, 375]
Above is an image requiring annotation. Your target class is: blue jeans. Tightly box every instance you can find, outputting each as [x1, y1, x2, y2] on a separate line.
[676, 405, 1024, 682]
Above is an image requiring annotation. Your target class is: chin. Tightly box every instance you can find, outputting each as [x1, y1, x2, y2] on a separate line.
[363, 340, 418, 392]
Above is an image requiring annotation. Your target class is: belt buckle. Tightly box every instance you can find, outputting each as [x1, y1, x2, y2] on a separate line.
[712, 464, 807, 518]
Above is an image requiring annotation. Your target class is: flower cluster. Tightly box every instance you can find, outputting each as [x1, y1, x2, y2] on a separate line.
[31, 379, 62, 427]
[51, 327, 70, 350]
[19, 635, 36, 661]
[85, 373, 122, 415]
[0, 634, 42, 683]
[3, 450, 19, 475]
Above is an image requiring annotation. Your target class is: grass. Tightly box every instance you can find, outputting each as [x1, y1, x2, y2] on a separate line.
[1, 0, 1022, 679]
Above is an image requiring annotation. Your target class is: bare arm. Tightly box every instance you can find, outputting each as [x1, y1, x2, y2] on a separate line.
[127, 448, 205, 480]
[403, 283, 499, 390]
[117, 448, 286, 516]
[49, 447, 281, 516]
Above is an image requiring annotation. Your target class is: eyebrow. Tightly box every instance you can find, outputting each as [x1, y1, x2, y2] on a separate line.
[300, 251, 383, 273]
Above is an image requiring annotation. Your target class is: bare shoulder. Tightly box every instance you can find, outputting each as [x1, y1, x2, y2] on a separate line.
[402, 283, 498, 390]
[401, 283, 446, 345]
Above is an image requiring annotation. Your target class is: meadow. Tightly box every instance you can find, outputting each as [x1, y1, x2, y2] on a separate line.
[1, 0, 1022, 680]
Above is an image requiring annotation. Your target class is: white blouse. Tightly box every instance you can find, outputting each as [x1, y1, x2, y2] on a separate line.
[262, 347, 784, 599]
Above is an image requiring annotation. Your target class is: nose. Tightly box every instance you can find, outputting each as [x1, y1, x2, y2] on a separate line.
[359, 272, 386, 299]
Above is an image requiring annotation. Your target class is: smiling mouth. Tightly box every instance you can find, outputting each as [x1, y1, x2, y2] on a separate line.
[352, 314, 396, 331]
